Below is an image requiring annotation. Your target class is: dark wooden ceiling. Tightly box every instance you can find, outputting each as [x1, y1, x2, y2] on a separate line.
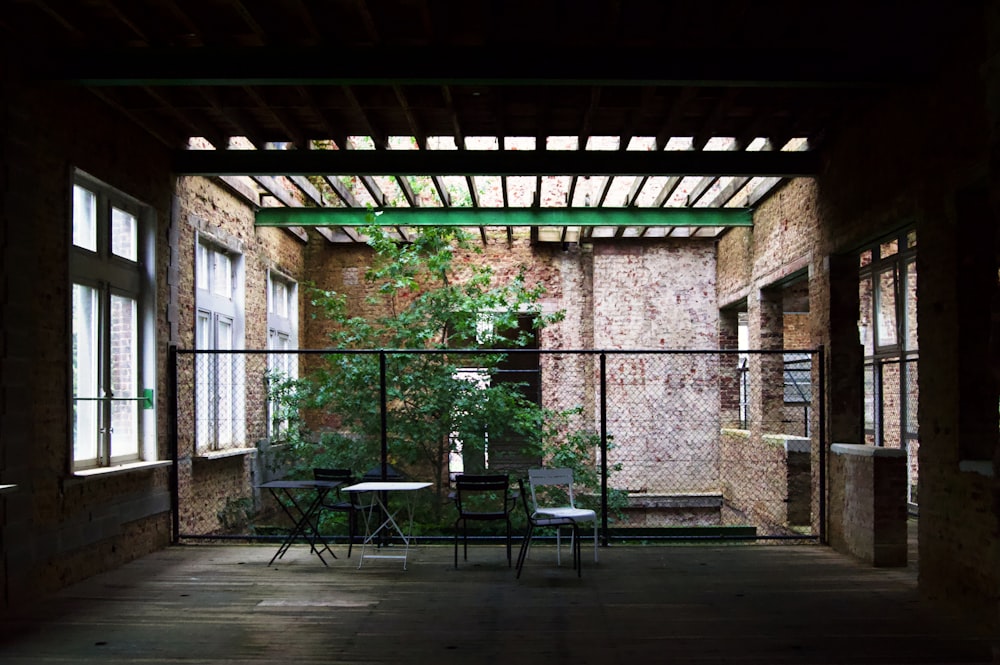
[2, 0, 974, 242]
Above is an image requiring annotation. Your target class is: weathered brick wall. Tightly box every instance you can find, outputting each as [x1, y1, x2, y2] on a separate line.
[828, 444, 907, 566]
[173, 176, 308, 536]
[1, 75, 175, 610]
[816, 14, 998, 625]
[720, 429, 810, 534]
[298, 232, 720, 499]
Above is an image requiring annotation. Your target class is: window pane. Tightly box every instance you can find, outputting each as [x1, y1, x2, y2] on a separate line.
[72, 284, 99, 463]
[111, 207, 138, 261]
[110, 294, 139, 459]
[904, 260, 918, 351]
[195, 311, 213, 449]
[274, 281, 288, 318]
[73, 186, 98, 252]
[213, 252, 232, 298]
[216, 317, 234, 447]
[880, 239, 898, 259]
[196, 244, 209, 291]
[858, 276, 873, 355]
[876, 269, 897, 347]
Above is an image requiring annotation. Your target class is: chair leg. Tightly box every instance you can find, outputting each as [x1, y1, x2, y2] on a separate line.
[505, 518, 512, 567]
[347, 510, 355, 558]
[515, 524, 534, 578]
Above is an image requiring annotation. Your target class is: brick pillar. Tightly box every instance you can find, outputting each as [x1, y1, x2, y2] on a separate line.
[748, 288, 784, 432]
[718, 309, 741, 428]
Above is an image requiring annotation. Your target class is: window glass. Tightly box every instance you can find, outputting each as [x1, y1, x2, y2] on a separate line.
[880, 239, 898, 260]
[876, 268, 897, 347]
[72, 283, 100, 463]
[213, 252, 232, 298]
[858, 276, 873, 355]
[904, 260, 918, 351]
[111, 207, 138, 261]
[273, 280, 289, 318]
[110, 293, 139, 458]
[73, 185, 98, 251]
[196, 244, 209, 291]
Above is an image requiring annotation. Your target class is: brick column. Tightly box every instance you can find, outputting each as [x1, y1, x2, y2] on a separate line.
[748, 288, 784, 432]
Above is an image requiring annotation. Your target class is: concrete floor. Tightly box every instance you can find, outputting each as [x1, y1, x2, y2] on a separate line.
[0, 525, 994, 664]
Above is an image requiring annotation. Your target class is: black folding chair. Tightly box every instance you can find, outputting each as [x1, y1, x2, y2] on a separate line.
[452, 474, 515, 568]
[312, 468, 359, 557]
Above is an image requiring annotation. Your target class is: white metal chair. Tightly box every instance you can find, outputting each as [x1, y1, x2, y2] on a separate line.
[515, 478, 583, 578]
[527, 467, 599, 565]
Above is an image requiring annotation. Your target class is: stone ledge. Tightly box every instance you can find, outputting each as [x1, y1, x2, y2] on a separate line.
[194, 447, 258, 461]
[763, 434, 811, 453]
[69, 460, 173, 483]
[831, 443, 905, 458]
[627, 494, 723, 509]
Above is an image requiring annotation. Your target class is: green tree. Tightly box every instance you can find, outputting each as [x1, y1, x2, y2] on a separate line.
[274, 223, 565, 521]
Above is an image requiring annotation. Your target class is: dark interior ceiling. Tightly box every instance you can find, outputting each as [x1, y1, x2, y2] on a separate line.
[2, 1, 972, 243]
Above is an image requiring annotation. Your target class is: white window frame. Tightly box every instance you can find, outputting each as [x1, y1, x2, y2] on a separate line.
[195, 234, 246, 452]
[267, 271, 298, 439]
[70, 171, 156, 471]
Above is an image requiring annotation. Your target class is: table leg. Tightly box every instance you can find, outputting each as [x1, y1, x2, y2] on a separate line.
[268, 487, 336, 566]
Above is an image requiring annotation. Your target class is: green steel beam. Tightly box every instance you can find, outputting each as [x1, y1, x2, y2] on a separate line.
[255, 207, 754, 228]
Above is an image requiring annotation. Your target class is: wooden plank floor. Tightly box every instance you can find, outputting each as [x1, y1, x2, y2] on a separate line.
[0, 535, 994, 664]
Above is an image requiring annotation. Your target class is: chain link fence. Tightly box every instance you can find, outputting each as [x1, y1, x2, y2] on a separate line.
[172, 347, 823, 544]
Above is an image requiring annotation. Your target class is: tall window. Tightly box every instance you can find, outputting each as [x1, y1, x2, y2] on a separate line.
[859, 229, 919, 503]
[267, 271, 298, 438]
[195, 237, 245, 451]
[71, 172, 155, 470]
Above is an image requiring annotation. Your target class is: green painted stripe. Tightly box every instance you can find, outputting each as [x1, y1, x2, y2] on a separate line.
[255, 207, 753, 228]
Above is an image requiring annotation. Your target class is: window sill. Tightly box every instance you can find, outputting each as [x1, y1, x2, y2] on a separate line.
[194, 447, 258, 461]
[72, 460, 172, 480]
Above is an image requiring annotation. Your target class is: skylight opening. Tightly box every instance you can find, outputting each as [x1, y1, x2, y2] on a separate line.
[507, 176, 536, 207]
[427, 136, 458, 150]
[626, 136, 657, 151]
[504, 137, 535, 150]
[604, 176, 635, 207]
[546, 136, 579, 150]
[665, 136, 695, 150]
[346, 136, 375, 150]
[475, 175, 503, 207]
[585, 136, 620, 151]
[466, 136, 499, 150]
[541, 176, 571, 206]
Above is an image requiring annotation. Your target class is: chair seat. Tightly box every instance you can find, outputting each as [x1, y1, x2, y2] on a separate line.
[535, 507, 595, 521]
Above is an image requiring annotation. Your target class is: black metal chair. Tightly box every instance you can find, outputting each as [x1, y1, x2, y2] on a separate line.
[515, 478, 582, 578]
[312, 468, 359, 557]
[452, 473, 514, 568]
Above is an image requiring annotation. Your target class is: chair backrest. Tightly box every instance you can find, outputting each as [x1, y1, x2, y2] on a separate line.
[527, 467, 577, 512]
[454, 474, 509, 514]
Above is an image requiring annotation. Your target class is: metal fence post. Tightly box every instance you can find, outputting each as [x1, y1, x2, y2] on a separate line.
[600, 351, 608, 546]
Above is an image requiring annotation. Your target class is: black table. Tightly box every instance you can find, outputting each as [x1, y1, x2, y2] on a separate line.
[258, 479, 344, 566]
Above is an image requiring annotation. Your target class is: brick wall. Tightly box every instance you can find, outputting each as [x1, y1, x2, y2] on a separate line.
[720, 429, 811, 534]
[828, 444, 907, 566]
[173, 176, 309, 536]
[1, 74, 176, 609]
